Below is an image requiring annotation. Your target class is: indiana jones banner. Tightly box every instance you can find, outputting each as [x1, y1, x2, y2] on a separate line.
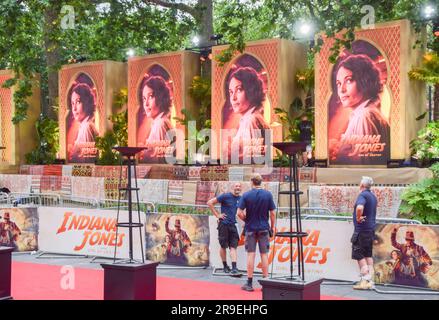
[145, 213, 210, 267]
[0, 207, 38, 252]
[374, 224, 439, 291]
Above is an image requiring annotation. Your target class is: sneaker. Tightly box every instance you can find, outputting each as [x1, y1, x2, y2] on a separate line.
[241, 283, 254, 292]
[223, 265, 231, 273]
[230, 268, 242, 277]
[353, 279, 373, 290]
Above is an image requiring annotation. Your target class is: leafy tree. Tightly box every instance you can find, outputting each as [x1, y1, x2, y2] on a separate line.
[409, 52, 439, 120]
[1, 0, 435, 125]
[400, 163, 439, 224]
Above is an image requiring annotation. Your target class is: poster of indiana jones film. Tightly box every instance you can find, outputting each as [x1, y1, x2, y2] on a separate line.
[328, 40, 390, 165]
[136, 64, 176, 163]
[145, 213, 209, 267]
[66, 73, 99, 163]
[222, 54, 271, 164]
[0, 208, 38, 252]
[374, 224, 439, 290]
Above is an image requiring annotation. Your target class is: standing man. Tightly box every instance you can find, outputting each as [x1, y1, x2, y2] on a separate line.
[237, 173, 276, 292]
[351, 176, 377, 290]
[207, 182, 242, 276]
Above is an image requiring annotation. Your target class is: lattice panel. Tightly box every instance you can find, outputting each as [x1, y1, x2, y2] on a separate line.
[212, 40, 280, 156]
[59, 63, 105, 159]
[128, 54, 183, 147]
[0, 74, 13, 163]
[316, 25, 402, 159]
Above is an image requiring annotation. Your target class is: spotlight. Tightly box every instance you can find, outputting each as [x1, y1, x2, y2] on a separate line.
[192, 35, 200, 46]
[422, 4, 436, 19]
[145, 48, 158, 54]
[210, 34, 223, 41]
[295, 20, 315, 40]
[299, 23, 312, 36]
[210, 34, 224, 44]
[70, 56, 87, 64]
[126, 49, 135, 57]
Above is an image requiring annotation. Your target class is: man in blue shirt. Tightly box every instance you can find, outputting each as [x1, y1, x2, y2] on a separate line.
[351, 176, 377, 290]
[207, 182, 242, 276]
[237, 173, 276, 292]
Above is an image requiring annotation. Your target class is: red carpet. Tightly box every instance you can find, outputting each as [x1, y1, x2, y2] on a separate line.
[11, 262, 351, 300]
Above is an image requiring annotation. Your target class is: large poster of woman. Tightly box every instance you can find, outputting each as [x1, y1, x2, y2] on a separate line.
[66, 73, 99, 163]
[328, 40, 390, 165]
[136, 65, 176, 163]
[222, 54, 270, 164]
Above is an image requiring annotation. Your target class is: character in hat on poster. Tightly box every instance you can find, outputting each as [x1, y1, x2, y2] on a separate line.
[0, 212, 22, 250]
[165, 216, 192, 264]
[391, 226, 433, 287]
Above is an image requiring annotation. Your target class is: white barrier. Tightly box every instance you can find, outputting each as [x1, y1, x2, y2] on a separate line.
[38, 206, 145, 260]
[209, 217, 359, 281]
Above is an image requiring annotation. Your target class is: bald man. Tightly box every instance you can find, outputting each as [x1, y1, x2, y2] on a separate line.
[207, 182, 242, 276]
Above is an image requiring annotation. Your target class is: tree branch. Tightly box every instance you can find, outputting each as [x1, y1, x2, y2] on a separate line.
[142, 0, 199, 19]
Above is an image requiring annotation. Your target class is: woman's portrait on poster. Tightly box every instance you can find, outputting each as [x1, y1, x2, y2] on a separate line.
[137, 65, 175, 163]
[328, 40, 390, 165]
[66, 74, 99, 163]
[222, 55, 270, 163]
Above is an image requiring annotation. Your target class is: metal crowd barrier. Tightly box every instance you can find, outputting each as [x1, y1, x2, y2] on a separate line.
[0, 192, 155, 212]
[98, 199, 155, 213]
[303, 214, 422, 225]
[277, 207, 334, 218]
[154, 202, 213, 215]
[0, 191, 422, 225]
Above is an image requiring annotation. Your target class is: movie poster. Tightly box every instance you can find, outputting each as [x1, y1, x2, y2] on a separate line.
[0, 208, 38, 252]
[38, 207, 144, 259]
[222, 54, 271, 164]
[374, 224, 439, 290]
[66, 73, 99, 163]
[136, 65, 176, 163]
[145, 213, 210, 267]
[328, 40, 391, 165]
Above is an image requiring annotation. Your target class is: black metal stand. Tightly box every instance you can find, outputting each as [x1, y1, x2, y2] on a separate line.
[112, 146, 146, 264]
[101, 147, 159, 300]
[273, 142, 308, 281]
[258, 142, 323, 300]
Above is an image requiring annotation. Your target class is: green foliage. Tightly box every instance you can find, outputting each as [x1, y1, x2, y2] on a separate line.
[188, 76, 211, 129]
[410, 121, 439, 161]
[25, 115, 59, 164]
[296, 68, 315, 92]
[214, 0, 247, 65]
[95, 89, 128, 165]
[95, 131, 120, 165]
[409, 52, 439, 85]
[399, 163, 439, 224]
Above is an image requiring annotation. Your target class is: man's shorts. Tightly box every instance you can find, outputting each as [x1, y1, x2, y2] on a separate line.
[351, 231, 374, 260]
[245, 230, 270, 254]
[218, 222, 239, 249]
